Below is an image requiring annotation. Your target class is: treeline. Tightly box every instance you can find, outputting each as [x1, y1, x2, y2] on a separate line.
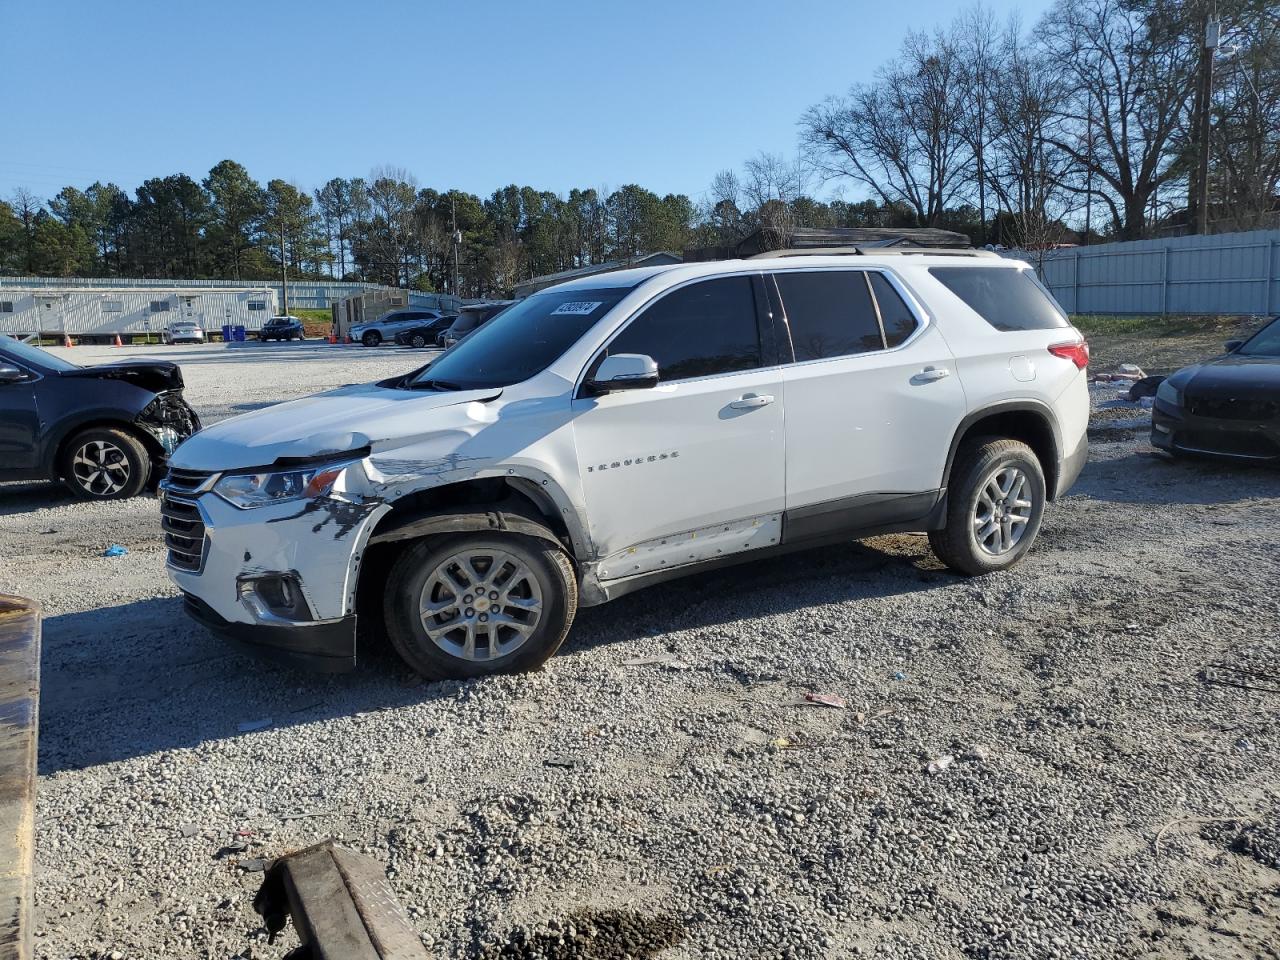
[0, 164, 961, 298]
[1, 0, 1275, 298]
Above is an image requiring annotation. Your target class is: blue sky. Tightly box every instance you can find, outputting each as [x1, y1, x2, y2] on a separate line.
[3, 0, 1054, 205]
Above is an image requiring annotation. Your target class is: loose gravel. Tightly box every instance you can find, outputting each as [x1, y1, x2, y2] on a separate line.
[1, 342, 1278, 960]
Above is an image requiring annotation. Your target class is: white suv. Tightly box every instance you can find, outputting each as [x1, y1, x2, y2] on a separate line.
[160, 251, 1089, 678]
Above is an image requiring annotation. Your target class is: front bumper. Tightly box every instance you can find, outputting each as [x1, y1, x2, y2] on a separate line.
[1151, 399, 1279, 461]
[162, 483, 387, 670]
[183, 593, 356, 672]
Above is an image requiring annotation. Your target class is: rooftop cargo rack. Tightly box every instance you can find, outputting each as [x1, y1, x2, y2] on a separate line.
[749, 244, 1000, 260]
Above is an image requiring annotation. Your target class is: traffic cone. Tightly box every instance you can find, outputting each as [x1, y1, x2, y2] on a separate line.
[113, 333, 124, 347]
[63, 334, 73, 348]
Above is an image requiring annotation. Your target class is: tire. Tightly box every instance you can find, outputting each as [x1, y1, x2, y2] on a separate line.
[411, 334, 427, 348]
[60, 426, 151, 501]
[928, 437, 1046, 576]
[362, 331, 381, 347]
[383, 533, 577, 680]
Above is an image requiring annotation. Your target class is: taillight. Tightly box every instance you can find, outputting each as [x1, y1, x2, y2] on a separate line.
[1048, 340, 1090, 369]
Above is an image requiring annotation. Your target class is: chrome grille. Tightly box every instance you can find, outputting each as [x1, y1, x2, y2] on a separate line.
[163, 467, 215, 494]
[1187, 395, 1280, 421]
[160, 492, 207, 572]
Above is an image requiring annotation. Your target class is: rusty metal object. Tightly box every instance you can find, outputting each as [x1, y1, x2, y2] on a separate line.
[253, 840, 428, 960]
[0, 596, 41, 960]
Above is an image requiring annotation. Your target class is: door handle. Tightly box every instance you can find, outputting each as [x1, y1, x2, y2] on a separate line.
[914, 367, 950, 383]
[729, 393, 774, 409]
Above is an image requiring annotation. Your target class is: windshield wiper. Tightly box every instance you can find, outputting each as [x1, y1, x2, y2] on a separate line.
[405, 378, 465, 392]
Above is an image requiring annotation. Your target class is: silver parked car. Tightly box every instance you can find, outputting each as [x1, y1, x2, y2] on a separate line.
[164, 321, 206, 344]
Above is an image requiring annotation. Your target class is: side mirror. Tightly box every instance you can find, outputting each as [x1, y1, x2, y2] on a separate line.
[1225, 340, 1244, 353]
[588, 353, 659, 393]
[0, 362, 28, 384]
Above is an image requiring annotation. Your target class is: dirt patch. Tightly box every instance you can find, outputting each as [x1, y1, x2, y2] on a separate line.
[1078, 315, 1267, 375]
[481, 910, 686, 959]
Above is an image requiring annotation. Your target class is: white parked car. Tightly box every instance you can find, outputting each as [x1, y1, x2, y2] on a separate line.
[164, 321, 206, 344]
[160, 250, 1089, 678]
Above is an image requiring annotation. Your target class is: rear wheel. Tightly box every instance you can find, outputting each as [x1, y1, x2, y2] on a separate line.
[928, 437, 1046, 576]
[61, 426, 151, 500]
[362, 331, 381, 347]
[383, 533, 577, 679]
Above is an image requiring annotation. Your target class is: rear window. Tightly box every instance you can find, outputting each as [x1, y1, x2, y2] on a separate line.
[930, 266, 1068, 332]
[773, 270, 885, 361]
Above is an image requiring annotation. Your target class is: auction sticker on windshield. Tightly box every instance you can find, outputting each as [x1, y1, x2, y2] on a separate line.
[550, 301, 604, 316]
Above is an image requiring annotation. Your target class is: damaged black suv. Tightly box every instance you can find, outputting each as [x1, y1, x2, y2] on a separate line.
[0, 335, 200, 500]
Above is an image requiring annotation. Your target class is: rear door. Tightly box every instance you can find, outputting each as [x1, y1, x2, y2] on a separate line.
[571, 274, 786, 577]
[770, 268, 966, 538]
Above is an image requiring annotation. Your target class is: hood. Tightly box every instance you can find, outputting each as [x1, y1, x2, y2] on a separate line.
[170, 381, 501, 471]
[1174, 354, 1280, 399]
[60, 360, 183, 393]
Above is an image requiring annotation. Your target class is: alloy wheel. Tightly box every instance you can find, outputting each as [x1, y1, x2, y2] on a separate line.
[973, 465, 1034, 556]
[418, 548, 544, 661]
[72, 440, 131, 496]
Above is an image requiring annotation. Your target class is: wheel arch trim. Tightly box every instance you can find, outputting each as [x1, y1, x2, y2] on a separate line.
[942, 399, 1064, 499]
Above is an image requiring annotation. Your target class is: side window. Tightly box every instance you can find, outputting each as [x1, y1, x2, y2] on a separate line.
[606, 276, 761, 382]
[868, 273, 919, 347]
[773, 270, 884, 361]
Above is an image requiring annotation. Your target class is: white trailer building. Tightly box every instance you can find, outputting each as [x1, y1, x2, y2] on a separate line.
[0, 282, 278, 342]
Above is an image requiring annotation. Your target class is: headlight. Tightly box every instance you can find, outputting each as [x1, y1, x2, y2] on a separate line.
[213, 461, 352, 509]
[1156, 379, 1183, 407]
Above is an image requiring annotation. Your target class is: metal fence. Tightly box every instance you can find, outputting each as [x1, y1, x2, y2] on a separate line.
[1010, 228, 1280, 316]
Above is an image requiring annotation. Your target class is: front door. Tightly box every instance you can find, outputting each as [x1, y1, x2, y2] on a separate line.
[769, 268, 966, 534]
[571, 275, 786, 579]
[0, 359, 40, 474]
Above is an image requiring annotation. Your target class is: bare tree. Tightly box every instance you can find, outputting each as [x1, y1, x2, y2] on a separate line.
[1037, 0, 1197, 239]
[10, 187, 41, 274]
[742, 152, 805, 249]
[801, 29, 970, 226]
[987, 21, 1079, 243]
[1208, 1, 1280, 229]
[952, 4, 1001, 243]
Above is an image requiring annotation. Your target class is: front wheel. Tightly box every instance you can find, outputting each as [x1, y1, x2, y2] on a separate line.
[928, 437, 1046, 576]
[362, 331, 381, 347]
[383, 534, 577, 679]
[410, 334, 427, 348]
[61, 426, 151, 500]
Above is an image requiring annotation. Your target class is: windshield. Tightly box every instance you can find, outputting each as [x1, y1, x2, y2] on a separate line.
[405, 287, 630, 390]
[1239, 317, 1280, 357]
[0, 334, 80, 373]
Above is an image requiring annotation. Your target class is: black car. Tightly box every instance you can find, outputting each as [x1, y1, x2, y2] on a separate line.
[259, 316, 305, 341]
[1152, 316, 1280, 462]
[0, 336, 200, 499]
[393, 314, 455, 348]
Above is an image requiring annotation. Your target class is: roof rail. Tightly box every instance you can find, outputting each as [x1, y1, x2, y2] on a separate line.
[748, 245, 1000, 260]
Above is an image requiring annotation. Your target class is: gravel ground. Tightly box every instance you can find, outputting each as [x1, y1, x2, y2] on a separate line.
[2, 342, 1278, 960]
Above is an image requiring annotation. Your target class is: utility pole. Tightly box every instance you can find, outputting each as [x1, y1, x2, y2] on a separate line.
[1193, 16, 1220, 235]
[450, 194, 461, 299]
[280, 220, 290, 317]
